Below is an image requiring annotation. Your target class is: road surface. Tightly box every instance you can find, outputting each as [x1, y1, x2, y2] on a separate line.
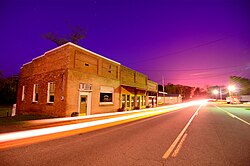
[1, 102, 249, 165]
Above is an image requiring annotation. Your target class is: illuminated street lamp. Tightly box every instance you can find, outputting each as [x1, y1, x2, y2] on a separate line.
[228, 85, 235, 96]
[213, 89, 219, 99]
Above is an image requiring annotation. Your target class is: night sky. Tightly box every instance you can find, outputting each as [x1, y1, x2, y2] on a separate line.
[1, 0, 250, 88]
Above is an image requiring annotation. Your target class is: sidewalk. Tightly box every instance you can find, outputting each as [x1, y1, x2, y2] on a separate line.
[0, 106, 170, 134]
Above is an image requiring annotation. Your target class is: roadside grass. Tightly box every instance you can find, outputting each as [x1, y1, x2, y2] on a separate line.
[0, 105, 12, 117]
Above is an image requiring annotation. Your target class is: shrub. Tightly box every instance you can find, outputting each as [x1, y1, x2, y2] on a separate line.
[71, 112, 79, 117]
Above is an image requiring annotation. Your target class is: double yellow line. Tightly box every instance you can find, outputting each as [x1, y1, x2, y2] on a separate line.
[162, 104, 203, 159]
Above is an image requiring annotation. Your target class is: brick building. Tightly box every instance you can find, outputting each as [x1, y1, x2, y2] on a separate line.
[17, 43, 158, 117]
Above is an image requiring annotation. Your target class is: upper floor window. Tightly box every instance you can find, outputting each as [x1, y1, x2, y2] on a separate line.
[33, 84, 38, 102]
[47, 82, 55, 103]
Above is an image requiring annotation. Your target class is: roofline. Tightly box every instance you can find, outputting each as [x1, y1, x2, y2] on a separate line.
[21, 42, 121, 69]
[121, 65, 148, 78]
[67, 42, 120, 65]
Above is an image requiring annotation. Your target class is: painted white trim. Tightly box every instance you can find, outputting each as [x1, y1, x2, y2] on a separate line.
[45, 42, 120, 65]
[78, 92, 92, 115]
[22, 61, 32, 67]
[47, 82, 55, 103]
[99, 102, 114, 105]
[68, 42, 120, 65]
[32, 84, 38, 102]
[21, 42, 120, 69]
[21, 86, 25, 101]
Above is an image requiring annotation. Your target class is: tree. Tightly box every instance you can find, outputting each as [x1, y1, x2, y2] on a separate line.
[43, 22, 87, 46]
[0, 72, 19, 105]
[229, 76, 250, 95]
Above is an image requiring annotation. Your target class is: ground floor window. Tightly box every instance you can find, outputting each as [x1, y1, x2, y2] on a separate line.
[21, 86, 25, 101]
[122, 94, 126, 108]
[127, 94, 130, 107]
[100, 86, 114, 105]
[131, 96, 135, 108]
[33, 84, 38, 102]
[143, 95, 146, 106]
[137, 96, 141, 107]
[47, 82, 55, 103]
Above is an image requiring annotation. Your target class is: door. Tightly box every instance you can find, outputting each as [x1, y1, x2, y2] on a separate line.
[80, 95, 87, 115]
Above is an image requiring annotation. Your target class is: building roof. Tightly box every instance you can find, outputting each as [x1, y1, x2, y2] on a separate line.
[21, 42, 120, 68]
[165, 94, 181, 97]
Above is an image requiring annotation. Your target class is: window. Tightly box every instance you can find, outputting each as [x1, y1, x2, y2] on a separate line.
[137, 96, 141, 107]
[127, 94, 130, 107]
[47, 82, 55, 103]
[131, 96, 135, 108]
[100, 86, 114, 105]
[122, 94, 126, 108]
[141, 96, 144, 106]
[33, 84, 38, 102]
[21, 86, 25, 101]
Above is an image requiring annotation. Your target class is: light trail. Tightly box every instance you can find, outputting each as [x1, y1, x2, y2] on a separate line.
[27, 101, 204, 125]
[0, 100, 208, 145]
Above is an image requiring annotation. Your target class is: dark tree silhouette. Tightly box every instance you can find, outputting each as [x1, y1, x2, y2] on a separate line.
[229, 76, 250, 95]
[43, 22, 87, 46]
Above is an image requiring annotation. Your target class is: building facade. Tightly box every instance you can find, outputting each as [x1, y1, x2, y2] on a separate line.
[16, 43, 158, 117]
[158, 92, 182, 105]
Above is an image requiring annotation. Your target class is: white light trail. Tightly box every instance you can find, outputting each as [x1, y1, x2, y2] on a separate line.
[0, 100, 207, 143]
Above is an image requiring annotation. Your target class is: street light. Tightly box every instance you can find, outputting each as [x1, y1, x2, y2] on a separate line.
[228, 85, 235, 96]
[228, 85, 235, 91]
[213, 89, 219, 100]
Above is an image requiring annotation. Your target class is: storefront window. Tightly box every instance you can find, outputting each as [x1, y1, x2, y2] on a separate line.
[131, 96, 135, 108]
[122, 94, 126, 108]
[137, 96, 141, 107]
[127, 95, 130, 107]
[100, 86, 114, 105]
[100, 93, 113, 102]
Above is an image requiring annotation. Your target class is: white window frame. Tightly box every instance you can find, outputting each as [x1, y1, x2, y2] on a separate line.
[32, 84, 38, 102]
[47, 82, 55, 103]
[21, 86, 25, 101]
[100, 86, 114, 105]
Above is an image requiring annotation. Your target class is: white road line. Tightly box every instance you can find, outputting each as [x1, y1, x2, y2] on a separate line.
[214, 105, 250, 126]
[162, 104, 203, 159]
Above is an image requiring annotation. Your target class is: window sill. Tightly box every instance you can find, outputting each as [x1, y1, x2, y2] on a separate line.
[100, 102, 113, 106]
[47, 102, 54, 105]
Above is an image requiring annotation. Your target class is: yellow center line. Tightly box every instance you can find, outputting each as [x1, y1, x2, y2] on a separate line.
[162, 104, 203, 159]
[172, 133, 188, 157]
[214, 105, 250, 126]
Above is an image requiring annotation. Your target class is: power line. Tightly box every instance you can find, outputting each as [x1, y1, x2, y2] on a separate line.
[137, 63, 249, 72]
[154, 67, 249, 81]
[130, 29, 250, 65]
[131, 37, 227, 64]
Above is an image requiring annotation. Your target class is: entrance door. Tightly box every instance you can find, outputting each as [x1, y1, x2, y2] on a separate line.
[80, 95, 87, 115]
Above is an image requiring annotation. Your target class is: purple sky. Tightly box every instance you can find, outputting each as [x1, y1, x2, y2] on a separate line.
[1, 0, 250, 88]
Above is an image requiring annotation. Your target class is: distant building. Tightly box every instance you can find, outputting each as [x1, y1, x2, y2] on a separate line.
[158, 92, 182, 105]
[16, 43, 158, 117]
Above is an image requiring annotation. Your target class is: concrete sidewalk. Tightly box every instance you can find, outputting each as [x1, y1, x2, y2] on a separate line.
[0, 106, 173, 134]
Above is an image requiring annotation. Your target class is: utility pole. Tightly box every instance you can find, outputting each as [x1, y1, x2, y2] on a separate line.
[162, 76, 165, 92]
[219, 86, 222, 100]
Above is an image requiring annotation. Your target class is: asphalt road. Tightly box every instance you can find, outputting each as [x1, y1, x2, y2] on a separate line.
[1, 103, 250, 166]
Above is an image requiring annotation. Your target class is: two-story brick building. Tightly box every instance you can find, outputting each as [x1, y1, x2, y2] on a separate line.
[16, 42, 158, 117]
